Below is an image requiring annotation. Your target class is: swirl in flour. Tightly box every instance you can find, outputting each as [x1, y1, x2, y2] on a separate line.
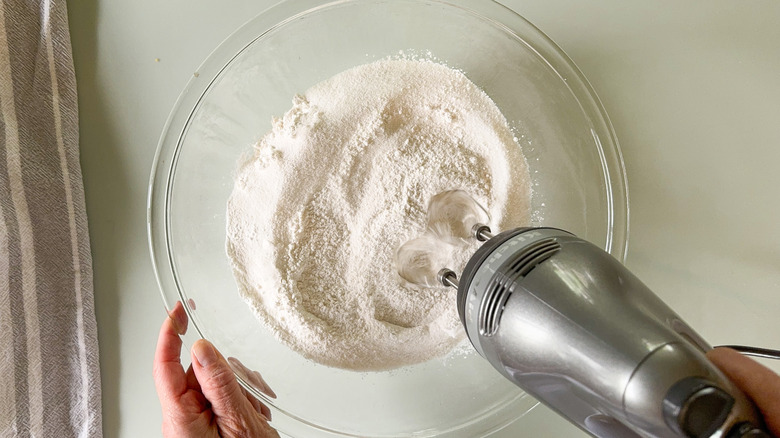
[226, 59, 531, 371]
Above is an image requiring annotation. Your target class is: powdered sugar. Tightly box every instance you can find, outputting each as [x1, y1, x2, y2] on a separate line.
[226, 59, 531, 371]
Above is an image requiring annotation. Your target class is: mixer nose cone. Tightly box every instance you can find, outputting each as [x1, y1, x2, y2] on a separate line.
[663, 377, 734, 438]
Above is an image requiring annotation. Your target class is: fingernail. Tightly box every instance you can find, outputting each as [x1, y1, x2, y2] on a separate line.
[193, 340, 217, 367]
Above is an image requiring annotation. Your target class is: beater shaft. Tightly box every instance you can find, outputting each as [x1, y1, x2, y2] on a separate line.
[472, 223, 493, 242]
[438, 269, 459, 288]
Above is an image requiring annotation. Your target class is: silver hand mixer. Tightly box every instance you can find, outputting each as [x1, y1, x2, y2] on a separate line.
[434, 224, 777, 438]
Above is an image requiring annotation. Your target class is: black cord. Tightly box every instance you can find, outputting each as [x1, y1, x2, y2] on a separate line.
[715, 345, 780, 360]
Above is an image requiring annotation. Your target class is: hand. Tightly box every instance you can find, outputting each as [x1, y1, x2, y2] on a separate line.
[707, 347, 780, 436]
[153, 301, 280, 438]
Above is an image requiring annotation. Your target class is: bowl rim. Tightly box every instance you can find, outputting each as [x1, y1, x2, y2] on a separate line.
[147, 0, 629, 436]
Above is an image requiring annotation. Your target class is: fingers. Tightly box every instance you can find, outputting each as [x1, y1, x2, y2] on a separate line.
[167, 301, 189, 336]
[156, 304, 279, 437]
[153, 302, 189, 405]
[191, 340, 281, 437]
[707, 347, 780, 436]
[258, 399, 273, 421]
[185, 364, 203, 394]
[227, 356, 277, 399]
[241, 386, 273, 420]
[191, 339, 256, 420]
[225, 356, 275, 421]
[252, 370, 277, 399]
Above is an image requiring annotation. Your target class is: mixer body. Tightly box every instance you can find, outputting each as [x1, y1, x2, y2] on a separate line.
[457, 228, 766, 438]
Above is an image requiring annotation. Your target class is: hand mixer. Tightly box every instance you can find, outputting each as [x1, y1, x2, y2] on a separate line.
[399, 191, 779, 438]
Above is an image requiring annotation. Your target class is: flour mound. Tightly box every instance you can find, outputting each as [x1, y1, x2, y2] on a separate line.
[226, 59, 531, 371]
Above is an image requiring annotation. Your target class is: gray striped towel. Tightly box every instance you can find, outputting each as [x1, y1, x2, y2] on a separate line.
[1, 0, 102, 437]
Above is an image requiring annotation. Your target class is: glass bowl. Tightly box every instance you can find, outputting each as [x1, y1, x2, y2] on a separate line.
[148, 0, 629, 436]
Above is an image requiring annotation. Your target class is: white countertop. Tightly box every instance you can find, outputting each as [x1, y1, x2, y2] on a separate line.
[68, 1, 780, 436]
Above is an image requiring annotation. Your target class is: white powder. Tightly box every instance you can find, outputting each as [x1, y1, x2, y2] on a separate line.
[226, 59, 531, 371]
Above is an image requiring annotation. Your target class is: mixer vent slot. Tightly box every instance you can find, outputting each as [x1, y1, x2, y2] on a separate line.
[479, 238, 560, 336]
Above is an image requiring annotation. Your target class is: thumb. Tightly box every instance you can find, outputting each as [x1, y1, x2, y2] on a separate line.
[191, 339, 255, 421]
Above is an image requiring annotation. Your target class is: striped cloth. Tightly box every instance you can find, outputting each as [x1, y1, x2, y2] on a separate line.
[0, 0, 102, 437]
